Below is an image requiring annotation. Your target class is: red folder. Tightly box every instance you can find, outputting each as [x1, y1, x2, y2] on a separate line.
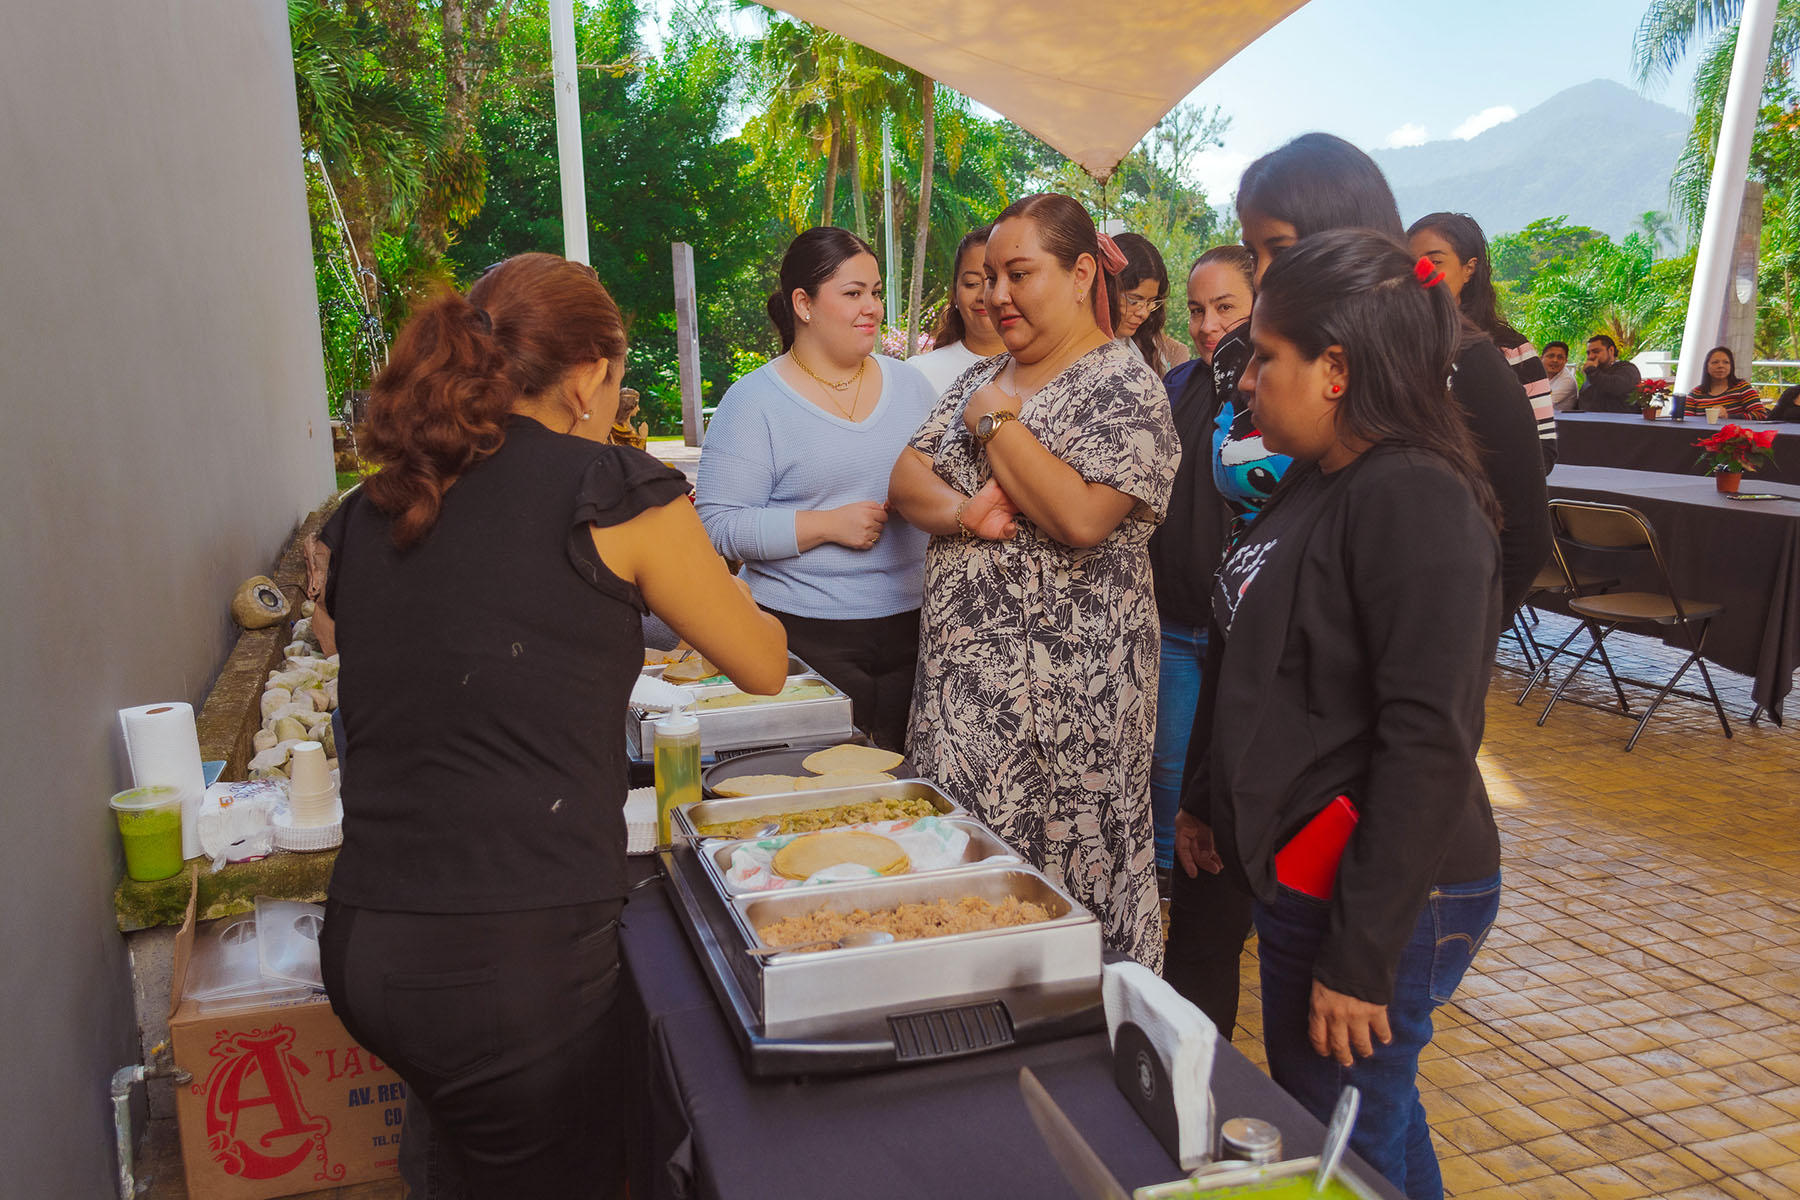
[1273, 795, 1360, 899]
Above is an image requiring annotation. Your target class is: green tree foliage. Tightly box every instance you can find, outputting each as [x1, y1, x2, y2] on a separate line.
[1511, 231, 1688, 357]
[1632, 0, 1800, 362]
[454, 1, 781, 433]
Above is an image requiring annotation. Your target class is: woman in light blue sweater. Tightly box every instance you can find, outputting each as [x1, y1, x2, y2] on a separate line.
[697, 228, 935, 750]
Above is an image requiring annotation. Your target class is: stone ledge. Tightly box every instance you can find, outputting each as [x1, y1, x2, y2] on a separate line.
[115, 850, 338, 932]
[117, 495, 343, 931]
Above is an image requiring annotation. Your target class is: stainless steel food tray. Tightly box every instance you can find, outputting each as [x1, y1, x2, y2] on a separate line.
[660, 843, 1105, 1076]
[625, 672, 854, 756]
[673, 779, 963, 841]
[642, 652, 808, 681]
[706, 816, 1025, 896]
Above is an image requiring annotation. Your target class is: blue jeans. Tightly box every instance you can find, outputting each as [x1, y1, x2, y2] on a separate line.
[1254, 873, 1501, 1200]
[1151, 620, 1207, 870]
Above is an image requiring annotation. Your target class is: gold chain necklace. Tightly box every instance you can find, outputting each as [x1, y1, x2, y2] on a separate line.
[791, 352, 869, 420]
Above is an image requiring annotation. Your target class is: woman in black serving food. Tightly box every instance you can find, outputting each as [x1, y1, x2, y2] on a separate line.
[314, 253, 787, 1197]
[1182, 229, 1503, 1200]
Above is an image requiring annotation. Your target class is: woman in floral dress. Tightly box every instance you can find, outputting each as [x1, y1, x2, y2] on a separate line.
[889, 194, 1178, 968]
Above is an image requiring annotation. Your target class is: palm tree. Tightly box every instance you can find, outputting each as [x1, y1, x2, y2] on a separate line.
[1632, 0, 1800, 232]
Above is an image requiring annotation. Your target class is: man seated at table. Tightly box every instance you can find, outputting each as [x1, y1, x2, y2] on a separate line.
[1576, 334, 1642, 413]
[1543, 341, 1579, 412]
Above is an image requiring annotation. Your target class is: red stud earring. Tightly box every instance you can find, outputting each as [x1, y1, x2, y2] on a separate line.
[1330, 385, 1342, 395]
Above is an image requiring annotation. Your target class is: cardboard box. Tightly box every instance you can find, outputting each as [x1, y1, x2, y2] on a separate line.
[168, 879, 404, 1199]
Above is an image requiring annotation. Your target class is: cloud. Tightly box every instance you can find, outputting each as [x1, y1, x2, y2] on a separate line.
[1383, 123, 1428, 148]
[1453, 105, 1518, 140]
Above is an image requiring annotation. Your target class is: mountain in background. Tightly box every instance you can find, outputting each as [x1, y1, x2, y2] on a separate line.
[1370, 79, 1690, 241]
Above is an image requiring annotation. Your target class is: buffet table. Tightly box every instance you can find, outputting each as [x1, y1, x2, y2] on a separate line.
[616, 863, 1404, 1200]
[1555, 412, 1800, 486]
[1544, 465, 1800, 722]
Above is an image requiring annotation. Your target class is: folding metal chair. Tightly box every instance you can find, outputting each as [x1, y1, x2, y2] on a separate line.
[1535, 499, 1732, 751]
[1515, 560, 1618, 702]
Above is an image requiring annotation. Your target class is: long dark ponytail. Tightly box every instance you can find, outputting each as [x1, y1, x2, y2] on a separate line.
[1254, 228, 1500, 529]
[1407, 212, 1524, 349]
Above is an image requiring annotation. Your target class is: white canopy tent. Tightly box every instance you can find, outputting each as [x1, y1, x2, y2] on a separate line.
[761, 0, 1311, 180]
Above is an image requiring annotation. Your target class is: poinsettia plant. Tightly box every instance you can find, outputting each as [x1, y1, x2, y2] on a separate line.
[1693, 424, 1779, 475]
[1628, 378, 1674, 409]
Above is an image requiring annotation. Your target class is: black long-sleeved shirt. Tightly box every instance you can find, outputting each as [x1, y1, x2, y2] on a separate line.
[1576, 359, 1643, 413]
[1185, 446, 1503, 1004]
[1452, 339, 1552, 617]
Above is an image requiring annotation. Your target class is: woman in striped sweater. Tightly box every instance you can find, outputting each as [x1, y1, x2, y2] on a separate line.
[1409, 213, 1556, 471]
[1687, 346, 1769, 420]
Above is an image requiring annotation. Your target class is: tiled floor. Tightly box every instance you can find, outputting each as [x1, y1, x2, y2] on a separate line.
[142, 619, 1800, 1198]
[1226, 619, 1800, 1199]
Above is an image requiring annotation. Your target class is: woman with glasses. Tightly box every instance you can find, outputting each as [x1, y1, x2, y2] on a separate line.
[1113, 232, 1188, 376]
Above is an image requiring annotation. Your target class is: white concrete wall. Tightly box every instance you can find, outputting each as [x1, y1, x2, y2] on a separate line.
[0, 2, 333, 1192]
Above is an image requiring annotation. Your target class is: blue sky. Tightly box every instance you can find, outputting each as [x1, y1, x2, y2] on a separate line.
[1172, 0, 1701, 197]
[652, 0, 1704, 198]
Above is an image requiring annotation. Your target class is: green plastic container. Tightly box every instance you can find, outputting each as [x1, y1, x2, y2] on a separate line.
[111, 785, 185, 881]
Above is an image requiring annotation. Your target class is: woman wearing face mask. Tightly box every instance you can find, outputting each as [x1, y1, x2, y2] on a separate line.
[911, 225, 1007, 397]
[1236, 133, 1548, 620]
[1408, 212, 1556, 470]
[890, 193, 1179, 968]
[698, 227, 937, 751]
[1113, 232, 1189, 375]
[1189, 229, 1503, 1200]
[1153, 245, 1263, 1030]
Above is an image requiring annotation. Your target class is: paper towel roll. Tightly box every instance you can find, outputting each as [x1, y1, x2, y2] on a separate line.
[120, 702, 205, 860]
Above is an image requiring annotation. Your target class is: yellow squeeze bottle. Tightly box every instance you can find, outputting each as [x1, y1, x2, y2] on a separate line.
[653, 705, 702, 848]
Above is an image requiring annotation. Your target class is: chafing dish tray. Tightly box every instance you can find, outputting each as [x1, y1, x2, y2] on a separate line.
[661, 799, 1105, 1076]
[625, 671, 854, 757]
[705, 816, 1024, 895]
[642, 652, 808, 680]
[673, 779, 963, 840]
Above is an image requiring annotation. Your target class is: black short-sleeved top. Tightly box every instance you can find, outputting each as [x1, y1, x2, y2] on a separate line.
[319, 416, 690, 912]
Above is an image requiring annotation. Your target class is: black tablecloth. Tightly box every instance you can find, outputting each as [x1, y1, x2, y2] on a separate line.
[1544, 465, 1800, 722]
[616, 864, 1402, 1200]
[1555, 413, 1800, 486]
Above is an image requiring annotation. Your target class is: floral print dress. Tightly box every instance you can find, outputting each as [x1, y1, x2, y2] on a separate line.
[907, 341, 1179, 969]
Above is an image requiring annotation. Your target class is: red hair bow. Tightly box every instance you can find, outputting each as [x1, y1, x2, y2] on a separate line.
[1414, 256, 1446, 288]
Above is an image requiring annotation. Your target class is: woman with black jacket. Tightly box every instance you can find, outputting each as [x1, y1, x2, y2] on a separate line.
[1180, 229, 1503, 1200]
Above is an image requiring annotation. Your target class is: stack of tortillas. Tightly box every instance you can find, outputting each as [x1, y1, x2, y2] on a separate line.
[771, 830, 910, 880]
[712, 744, 905, 798]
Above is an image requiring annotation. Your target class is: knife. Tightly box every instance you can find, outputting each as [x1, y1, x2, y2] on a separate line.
[1020, 1067, 1132, 1200]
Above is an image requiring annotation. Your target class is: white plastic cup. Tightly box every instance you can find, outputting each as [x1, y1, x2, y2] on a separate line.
[287, 741, 338, 828]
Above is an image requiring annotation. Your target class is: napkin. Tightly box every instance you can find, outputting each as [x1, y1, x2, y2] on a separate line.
[1103, 959, 1217, 1169]
[625, 787, 659, 854]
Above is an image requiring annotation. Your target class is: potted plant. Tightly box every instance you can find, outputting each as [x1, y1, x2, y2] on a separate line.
[1630, 377, 1673, 419]
[1693, 423, 1779, 492]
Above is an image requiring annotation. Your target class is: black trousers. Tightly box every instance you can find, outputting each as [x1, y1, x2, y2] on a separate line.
[1161, 862, 1256, 1037]
[320, 897, 625, 1199]
[765, 607, 921, 753]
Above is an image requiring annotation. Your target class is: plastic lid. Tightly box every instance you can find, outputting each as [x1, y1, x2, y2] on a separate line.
[111, 785, 183, 812]
[654, 709, 699, 736]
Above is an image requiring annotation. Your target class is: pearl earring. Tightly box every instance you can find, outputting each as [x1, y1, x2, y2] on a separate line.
[580, 411, 592, 420]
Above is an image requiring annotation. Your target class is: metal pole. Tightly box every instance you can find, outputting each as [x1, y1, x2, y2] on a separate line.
[1673, 0, 1777, 394]
[882, 116, 898, 322]
[672, 242, 704, 446]
[549, 0, 589, 265]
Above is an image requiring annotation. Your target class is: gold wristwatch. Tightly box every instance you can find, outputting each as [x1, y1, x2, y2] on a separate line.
[975, 410, 1019, 443]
